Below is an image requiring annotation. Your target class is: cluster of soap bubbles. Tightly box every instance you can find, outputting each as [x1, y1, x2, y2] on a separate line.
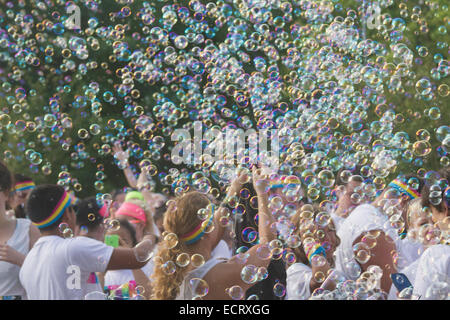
[0, 0, 448, 300]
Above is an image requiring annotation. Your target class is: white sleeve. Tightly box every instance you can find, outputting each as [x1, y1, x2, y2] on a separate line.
[68, 237, 114, 273]
[413, 245, 450, 300]
[286, 263, 312, 300]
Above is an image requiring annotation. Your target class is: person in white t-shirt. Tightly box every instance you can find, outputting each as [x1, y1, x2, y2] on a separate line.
[74, 196, 112, 295]
[19, 184, 157, 300]
[0, 161, 40, 300]
[335, 174, 424, 296]
[411, 168, 450, 300]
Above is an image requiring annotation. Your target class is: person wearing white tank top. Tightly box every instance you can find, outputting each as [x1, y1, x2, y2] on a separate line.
[0, 161, 40, 300]
[151, 167, 277, 300]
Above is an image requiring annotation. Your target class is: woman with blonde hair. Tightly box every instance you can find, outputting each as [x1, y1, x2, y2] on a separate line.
[151, 166, 276, 300]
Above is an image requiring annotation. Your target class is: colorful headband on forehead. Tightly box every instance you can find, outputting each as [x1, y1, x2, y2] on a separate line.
[32, 191, 71, 229]
[14, 181, 35, 192]
[269, 176, 301, 190]
[388, 179, 421, 200]
[179, 212, 214, 245]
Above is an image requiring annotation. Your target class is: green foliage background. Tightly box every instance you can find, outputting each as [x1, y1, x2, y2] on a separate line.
[0, 0, 448, 199]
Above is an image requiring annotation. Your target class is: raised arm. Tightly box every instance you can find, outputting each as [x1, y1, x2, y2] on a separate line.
[202, 166, 277, 299]
[112, 142, 137, 189]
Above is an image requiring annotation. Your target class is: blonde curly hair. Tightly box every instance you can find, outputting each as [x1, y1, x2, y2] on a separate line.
[151, 191, 211, 300]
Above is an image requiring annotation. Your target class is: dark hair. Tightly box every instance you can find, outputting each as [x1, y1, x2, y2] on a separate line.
[25, 184, 68, 231]
[0, 160, 13, 193]
[421, 168, 450, 213]
[233, 182, 287, 300]
[112, 189, 126, 200]
[154, 202, 167, 222]
[13, 173, 33, 184]
[112, 187, 136, 201]
[402, 173, 425, 194]
[117, 218, 137, 247]
[75, 197, 104, 230]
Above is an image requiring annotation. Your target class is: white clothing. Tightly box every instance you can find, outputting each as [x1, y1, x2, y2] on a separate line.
[335, 204, 398, 281]
[104, 259, 154, 287]
[176, 257, 226, 300]
[286, 263, 312, 300]
[211, 240, 232, 260]
[388, 257, 421, 300]
[413, 244, 450, 300]
[395, 238, 424, 270]
[19, 235, 114, 300]
[330, 212, 345, 232]
[0, 219, 32, 299]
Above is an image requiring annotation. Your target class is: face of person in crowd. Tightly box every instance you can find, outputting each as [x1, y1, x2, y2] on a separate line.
[10, 189, 31, 209]
[429, 203, 449, 236]
[409, 208, 436, 247]
[335, 178, 363, 215]
[106, 227, 134, 248]
[379, 187, 411, 219]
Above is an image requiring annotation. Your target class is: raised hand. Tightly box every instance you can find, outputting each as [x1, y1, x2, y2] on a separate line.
[252, 165, 269, 195]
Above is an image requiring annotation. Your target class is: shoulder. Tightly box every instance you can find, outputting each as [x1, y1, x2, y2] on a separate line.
[421, 244, 450, 260]
[287, 263, 311, 276]
[66, 236, 106, 254]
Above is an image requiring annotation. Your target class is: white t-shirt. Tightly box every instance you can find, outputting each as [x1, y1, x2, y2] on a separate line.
[412, 244, 450, 300]
[388, 257, 421, 300]
[286, 263, 312, 300]
[104, 259, 154, 288]
[0, 219, 31, 299]
[395, 238, 424, 270]
[335, 204, 398, 281]
[211, 240, 232, 260]
[19, 235, 114, 300]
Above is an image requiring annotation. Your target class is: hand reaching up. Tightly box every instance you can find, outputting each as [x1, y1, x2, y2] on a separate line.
[252, 165, 269, 195]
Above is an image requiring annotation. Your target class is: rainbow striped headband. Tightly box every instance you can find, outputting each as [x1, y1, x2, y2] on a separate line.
[32, 191, 72, 229]
[179, 213, 214, 245]
[388, 179, 421, 200]
[14, 181, 35, 192]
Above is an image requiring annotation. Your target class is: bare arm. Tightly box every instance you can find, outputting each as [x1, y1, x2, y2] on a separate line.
[112, 142, 137, 189]
[201, 166, 276, 299]
[106, 239, 155, 271]
[131, 268, 153, 299]
[353, 230, 397, 294]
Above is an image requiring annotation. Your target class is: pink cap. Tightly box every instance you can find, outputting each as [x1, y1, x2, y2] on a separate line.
[115, 202, 147, 223]
[99, 204, 109, 218]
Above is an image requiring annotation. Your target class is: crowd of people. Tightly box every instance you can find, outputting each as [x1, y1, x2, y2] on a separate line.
[0, 156, 448, 300]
